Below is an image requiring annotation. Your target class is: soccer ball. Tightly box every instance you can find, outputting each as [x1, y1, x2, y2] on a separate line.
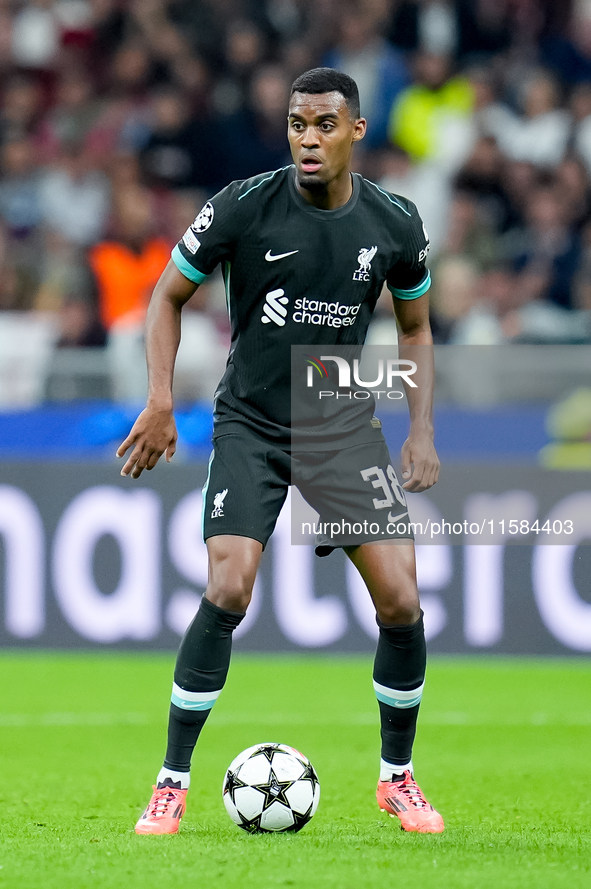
[222, 743, 320, 833]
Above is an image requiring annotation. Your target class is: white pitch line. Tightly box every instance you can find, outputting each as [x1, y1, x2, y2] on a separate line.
[0, 713, 150, 727]
[0, 712, 589, 728]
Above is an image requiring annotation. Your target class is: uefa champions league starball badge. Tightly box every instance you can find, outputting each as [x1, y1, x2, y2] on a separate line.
[192, 201, 214, 233]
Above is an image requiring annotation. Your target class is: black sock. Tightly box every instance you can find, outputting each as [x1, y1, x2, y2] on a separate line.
[373, 611, 426, 768]
[163, 596, 244, 772]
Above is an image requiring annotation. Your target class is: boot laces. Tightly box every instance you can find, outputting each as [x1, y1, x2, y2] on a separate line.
[149, 787, 179, 817]
[397, 771, 428, 810]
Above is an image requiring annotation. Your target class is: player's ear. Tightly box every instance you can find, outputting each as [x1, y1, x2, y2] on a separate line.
[352, 117, 367, 143]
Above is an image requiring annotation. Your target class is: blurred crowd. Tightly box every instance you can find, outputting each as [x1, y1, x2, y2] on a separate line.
[1, 0, 591, 405]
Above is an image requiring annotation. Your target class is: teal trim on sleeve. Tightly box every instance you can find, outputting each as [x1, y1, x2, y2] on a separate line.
[171, 244, 208, 284]
[389, 270, 431, 300]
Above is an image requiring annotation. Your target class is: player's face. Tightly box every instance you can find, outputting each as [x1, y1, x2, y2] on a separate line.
[287, 91, 366, 191]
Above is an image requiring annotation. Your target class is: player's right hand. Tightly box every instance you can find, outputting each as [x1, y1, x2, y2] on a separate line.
[117, 407, 178, 479]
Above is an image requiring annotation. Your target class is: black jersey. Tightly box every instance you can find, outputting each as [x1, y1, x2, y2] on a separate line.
[172, 166, 430, 444]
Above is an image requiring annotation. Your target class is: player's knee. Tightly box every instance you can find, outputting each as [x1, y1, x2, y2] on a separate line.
[206, 582, 252, 614]
[376, 590, 420, 627]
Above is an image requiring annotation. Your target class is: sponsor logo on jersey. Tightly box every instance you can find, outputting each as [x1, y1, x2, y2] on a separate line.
[260, 292, 362, 329]
[418, 223, 430, 263]
[353, 246, 378, 282]
[192, 201, 214, 233]
[182, 227, 201, 254]
[265, 249, 299, 262]
[211, 489, 228, 518]
[293, 297, 360, 327]
[261, 289, 289, 326]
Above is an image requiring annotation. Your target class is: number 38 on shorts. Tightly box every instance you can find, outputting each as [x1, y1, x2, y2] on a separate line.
[361, 464, 407, 511]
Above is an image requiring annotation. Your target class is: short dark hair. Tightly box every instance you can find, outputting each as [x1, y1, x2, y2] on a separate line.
[290, 68, 360, 119]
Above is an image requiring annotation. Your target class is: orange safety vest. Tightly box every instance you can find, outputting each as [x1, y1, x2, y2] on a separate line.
[89, 238, 171, 330]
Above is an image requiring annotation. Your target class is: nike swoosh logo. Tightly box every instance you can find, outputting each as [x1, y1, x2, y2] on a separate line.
[388, 511, 408, 523]
[265, 250, 299, 262]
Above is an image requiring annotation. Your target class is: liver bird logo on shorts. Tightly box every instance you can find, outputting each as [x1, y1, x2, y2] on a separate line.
[353, 246, 378, 281]
[211, 489, 228, 518]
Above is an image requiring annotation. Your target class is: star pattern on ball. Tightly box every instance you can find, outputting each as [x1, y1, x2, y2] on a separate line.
[223, 768, 247, 798]
[300, 761, 319, 783]
[257, 744, 279, 763]
[257, 769, 295, 809]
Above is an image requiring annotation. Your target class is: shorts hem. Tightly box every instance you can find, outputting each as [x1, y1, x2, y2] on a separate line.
[204, 528, 270, 549]
[315, 534, 414, 557]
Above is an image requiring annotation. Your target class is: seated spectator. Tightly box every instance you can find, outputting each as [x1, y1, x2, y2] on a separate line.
[503, 185, 582, 309]
[456, 0, 511, 62]
[138, 86, 221, 191]
[388, 0, 460, 57]
[0, 74, 43, 145]
[428, 255, 498, 344]
[0, 136, 42, 307]
[165, 0, 224, 70]
[36, 69, 104, 161]
[56, 297, 107, 348]
[0, 137, 42, 237]
[378, 145, 451, 256]
[436, 190, 499, 271]
[212, 19, 268, 117]
[485, 71, 571, 168]
[92, 40, 157, 158]
[219, 65, 292, 182]
[88, 186, 170, 330]
[39, 142, 110, 247]
[35, 228, 96, 313]
[388, 52, 474, 169]
[454, 136, 512, 233]
[500, 159, 539, 232]
[324, 2, 409, 148]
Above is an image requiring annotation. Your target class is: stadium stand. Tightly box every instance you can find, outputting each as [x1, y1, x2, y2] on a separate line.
[0, 0, 590, 419]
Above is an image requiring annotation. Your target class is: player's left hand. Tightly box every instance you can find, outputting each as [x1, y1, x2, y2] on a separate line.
[400, 433, 440, 492]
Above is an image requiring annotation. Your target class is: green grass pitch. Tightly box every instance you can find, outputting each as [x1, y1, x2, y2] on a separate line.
[1, 653, 590, 889]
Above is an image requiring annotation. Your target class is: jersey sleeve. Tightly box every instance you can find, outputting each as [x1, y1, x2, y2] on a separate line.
[171, 181, 244, 284]
[386, 200, 431, 300]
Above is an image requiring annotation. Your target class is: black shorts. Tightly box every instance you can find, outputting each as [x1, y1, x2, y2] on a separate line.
[202, 426, 413, 555]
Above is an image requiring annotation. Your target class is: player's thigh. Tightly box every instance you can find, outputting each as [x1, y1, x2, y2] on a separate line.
[205, 534, 264, 611]
[203, 431, 290, 549]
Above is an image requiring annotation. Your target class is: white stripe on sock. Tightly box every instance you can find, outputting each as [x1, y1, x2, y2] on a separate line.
[157, 767, 190, 789]
[172, 682, 222, 703]
[380, 758, 413, 782]
[373, 680, 424, 709]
